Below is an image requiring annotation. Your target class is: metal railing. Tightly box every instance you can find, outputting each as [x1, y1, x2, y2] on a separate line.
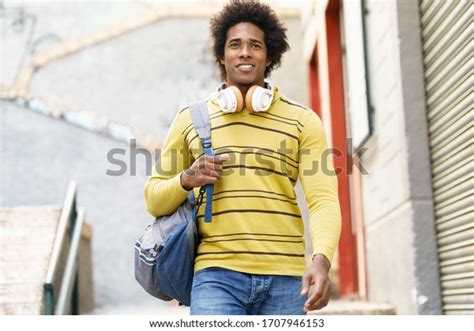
[43, 180, 85, 315]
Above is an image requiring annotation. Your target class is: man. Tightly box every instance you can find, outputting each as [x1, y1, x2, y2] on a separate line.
[144, 0, 341, 315]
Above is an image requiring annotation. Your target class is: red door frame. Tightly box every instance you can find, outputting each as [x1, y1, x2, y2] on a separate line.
[308, 0, 359, 297]
[326, 0, 358, 296]
[308, 47, 321, 118]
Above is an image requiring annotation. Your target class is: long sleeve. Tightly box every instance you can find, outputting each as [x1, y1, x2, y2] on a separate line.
[144, 109, 194, 217]
[298, 111, 342, 266]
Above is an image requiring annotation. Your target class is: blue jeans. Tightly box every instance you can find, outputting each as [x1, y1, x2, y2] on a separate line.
[190, 267, 307, 315]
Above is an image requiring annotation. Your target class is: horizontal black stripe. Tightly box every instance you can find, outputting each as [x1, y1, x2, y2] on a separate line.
[178, 106, 189, 115]
[216, 122, 299, 140]
[196, 209, 301, 220]
[182, 123, 195, 138]
[177, 100, 213, 115]
[222, 165, 296, 183]
[202, 194, 298, 205]
[181, 112, 230, 136]
[279, 98, 311, 112]
[188, 122, 299, 146]
[208, 145, 299, 165]
[250, 111, 304, 128]
[197, 150, 298, 170]
[202, 238, 303, 244]
[202, 232, 303, 239]
[249, 113, 302, 133]
[197, 251, 305, 258]
[213, 189, 296, 201]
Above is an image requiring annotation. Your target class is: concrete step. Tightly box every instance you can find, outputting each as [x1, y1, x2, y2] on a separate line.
[0, 206, 93, 315]
[92, 299, 395, 315]
[91, 301, 189, 315]
[309, 300, 396, 315]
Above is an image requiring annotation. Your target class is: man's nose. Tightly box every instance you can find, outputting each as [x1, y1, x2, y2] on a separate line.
[239, 44, 251, 57]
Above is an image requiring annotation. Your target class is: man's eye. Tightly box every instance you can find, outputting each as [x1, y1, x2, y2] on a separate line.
[229, 43, 239, 48]
[252, 44, 261, 49]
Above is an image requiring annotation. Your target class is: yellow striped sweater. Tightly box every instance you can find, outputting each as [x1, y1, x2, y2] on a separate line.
[144, 86, 341, 276]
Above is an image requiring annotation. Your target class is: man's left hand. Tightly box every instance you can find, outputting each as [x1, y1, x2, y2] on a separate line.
[300, 254, 331, 313]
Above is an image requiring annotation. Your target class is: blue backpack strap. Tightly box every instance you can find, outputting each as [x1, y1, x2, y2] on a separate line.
[189, 101, 214, 223]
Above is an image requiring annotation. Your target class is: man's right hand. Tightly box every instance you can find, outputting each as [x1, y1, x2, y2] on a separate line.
[180, 154, 230, 191]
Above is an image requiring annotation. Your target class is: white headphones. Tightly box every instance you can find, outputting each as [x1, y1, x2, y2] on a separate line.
[216, 83, 275, 113]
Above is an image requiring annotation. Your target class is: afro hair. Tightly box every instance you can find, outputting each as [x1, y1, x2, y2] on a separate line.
[209, 0, 290, 80]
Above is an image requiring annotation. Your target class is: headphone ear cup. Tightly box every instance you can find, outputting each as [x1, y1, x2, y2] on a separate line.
[245, 85, 259, 112]
[217, 86, 244, 113]
[229, 86, 244, 113]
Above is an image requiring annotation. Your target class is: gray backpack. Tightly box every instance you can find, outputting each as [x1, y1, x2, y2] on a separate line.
[134, 101, 214, 306]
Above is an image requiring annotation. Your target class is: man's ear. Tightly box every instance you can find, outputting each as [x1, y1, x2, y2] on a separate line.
[266, 59, 272, 67]
[220, 58, 225, 65]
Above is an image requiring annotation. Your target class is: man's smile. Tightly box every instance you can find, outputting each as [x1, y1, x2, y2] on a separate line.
[236, 63, 255, 72]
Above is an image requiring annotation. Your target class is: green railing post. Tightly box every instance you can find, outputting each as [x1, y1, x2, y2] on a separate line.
[43, 180, 84, 315]
[72, 274, 79, 315]
[43, 283, 54, 315]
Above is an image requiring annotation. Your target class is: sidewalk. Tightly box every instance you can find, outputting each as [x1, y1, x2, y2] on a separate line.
[310, 300, 396, 315]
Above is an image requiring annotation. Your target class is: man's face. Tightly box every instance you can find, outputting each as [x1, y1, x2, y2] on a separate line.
[220, 22, 271, 88]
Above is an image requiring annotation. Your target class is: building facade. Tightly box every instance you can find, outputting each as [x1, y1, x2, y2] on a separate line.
[302, 0, 473, 314]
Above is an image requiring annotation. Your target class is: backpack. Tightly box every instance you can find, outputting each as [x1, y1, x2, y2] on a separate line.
[134, 100, 214, 306]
